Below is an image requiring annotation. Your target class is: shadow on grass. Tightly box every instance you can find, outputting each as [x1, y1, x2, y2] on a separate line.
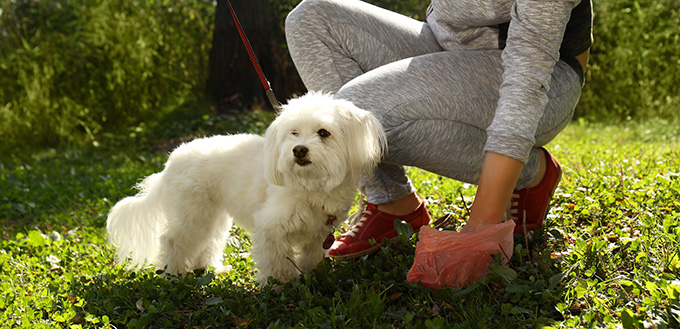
[68, 234, 568, 328]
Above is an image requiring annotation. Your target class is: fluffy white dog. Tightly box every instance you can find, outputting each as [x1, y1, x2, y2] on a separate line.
[106, 92, 386, 284]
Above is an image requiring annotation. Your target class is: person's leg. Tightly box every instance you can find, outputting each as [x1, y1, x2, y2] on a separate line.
[285, 0, 443, 93]
[335, 51, 582, 204]
[285, 0, 443, 210]
[286, 0, 581, 251]
[328, 48, 580, 257]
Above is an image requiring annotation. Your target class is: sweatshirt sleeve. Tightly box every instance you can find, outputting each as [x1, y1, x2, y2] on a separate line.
[484, 0, 580, 163]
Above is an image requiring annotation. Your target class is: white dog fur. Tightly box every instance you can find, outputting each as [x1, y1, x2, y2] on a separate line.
[106, 92, 386, 284]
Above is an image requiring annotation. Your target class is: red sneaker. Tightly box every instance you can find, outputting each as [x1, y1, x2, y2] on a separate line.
[509, 148, 563, 234]
[328, 201, 431, 259]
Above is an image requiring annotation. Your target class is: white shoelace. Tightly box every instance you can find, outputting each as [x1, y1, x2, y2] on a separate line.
[345, 211, 372, 238]
[343, 199, 372, 238]
[506, 192, 520, 221]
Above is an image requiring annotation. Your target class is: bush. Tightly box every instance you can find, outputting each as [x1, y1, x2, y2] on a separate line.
[0, 0, 677, 155]
[577, 0, 679, 121]
[0, 0, 213, 153]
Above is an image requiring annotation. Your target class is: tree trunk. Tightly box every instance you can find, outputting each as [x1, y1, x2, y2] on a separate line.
[207, 0, 275, 114]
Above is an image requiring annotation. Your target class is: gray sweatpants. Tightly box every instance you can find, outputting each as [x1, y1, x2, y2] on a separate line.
[285, 0, 582, 204]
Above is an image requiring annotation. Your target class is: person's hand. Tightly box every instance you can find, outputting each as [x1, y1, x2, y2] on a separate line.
[459, 219, 501, 234]
[459, 211, 507, 234]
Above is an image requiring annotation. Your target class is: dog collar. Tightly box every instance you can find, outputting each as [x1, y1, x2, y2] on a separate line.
[326, 214, 337, 226]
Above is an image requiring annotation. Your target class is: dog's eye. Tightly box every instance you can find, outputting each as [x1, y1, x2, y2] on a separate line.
[291, 131, 299, 137]
[317, 129, 331, 138]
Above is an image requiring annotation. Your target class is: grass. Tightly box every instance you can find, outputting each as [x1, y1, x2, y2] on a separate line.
[1, 116, 679, 328]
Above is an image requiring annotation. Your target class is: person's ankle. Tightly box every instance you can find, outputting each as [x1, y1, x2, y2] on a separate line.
[374, 192, 422, 216]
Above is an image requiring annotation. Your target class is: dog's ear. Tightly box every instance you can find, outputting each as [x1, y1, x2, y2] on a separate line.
[357, 108, 387, 178]
[263, 119, 285, 186]
[335, 101, 387, 178]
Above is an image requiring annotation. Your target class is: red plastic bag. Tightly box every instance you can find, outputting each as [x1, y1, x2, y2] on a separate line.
[407, 220, 515, 289]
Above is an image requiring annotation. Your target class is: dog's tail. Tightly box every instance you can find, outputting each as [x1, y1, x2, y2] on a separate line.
[106, 172, 165, 270]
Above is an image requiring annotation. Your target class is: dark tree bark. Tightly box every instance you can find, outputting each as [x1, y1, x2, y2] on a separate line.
[207, 0, 275, 114]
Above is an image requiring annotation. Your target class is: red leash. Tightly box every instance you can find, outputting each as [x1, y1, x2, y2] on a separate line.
[226, 0, 280, 111]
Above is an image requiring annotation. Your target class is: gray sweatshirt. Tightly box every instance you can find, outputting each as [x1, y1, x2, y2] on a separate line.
[427, 0, 592, 163]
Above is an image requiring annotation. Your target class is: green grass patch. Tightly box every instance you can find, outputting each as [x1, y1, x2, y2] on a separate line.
[1, 118, 679, 328]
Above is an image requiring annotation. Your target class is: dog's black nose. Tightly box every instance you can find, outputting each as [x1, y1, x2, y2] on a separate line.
[293, 145, 308, 158]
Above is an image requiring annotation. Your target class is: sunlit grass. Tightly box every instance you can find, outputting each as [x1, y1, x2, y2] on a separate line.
[1, 119, 679, 328]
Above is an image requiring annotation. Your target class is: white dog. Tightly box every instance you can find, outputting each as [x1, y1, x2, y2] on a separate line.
[106, 92, 386, 284]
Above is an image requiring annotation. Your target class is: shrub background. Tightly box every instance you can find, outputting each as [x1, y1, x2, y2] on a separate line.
[0, 0, 678, 155]
[0, 0, 213, 152]
[579, 0, 679, 120]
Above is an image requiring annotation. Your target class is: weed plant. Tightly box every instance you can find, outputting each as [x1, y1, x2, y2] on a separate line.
[1, 116, 678, 328]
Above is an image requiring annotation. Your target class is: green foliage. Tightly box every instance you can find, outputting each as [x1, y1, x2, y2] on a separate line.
[543, 119, 680, 328]
[1, 0, 679, 154]
[1, 118, 679, 327]
[578, 0, 680, 121]
[0, 0, 213, 153]
[1, 1, 679, 325]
